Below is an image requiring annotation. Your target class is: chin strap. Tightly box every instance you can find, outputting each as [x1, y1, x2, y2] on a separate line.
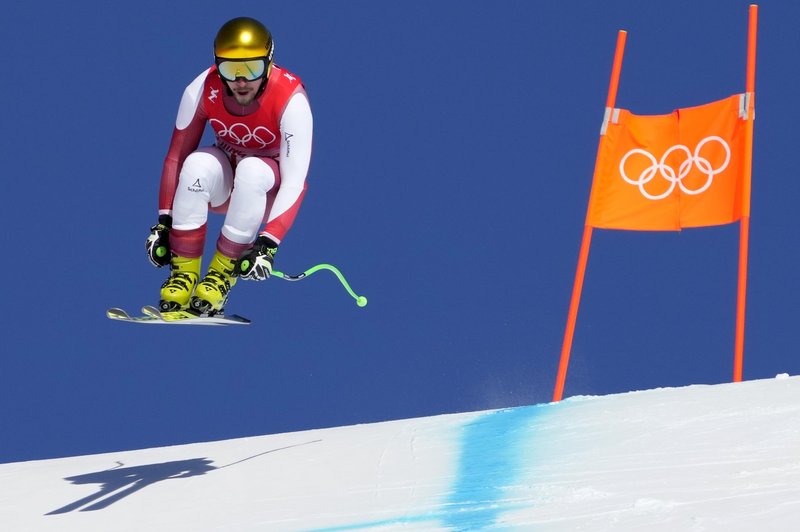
[254, 75, 268, 98]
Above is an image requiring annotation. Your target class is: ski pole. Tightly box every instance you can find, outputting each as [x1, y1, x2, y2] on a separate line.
[272, 264, 368, 307]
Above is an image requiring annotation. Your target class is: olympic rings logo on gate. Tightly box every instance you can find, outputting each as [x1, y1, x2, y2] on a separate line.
[619, 136, 731, 200]
[209, 119, 276, 148]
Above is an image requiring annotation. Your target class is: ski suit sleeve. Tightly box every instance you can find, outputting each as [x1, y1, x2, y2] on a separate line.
[158, 70, 210, 216]
[261, 90, 313, 244]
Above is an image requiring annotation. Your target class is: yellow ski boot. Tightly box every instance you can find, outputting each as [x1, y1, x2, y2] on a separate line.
[159, 255, 201, 312]
[190, 251, 238, 315]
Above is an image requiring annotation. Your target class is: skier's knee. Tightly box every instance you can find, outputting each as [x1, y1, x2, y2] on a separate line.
[234, 158, 276, 193]
[179, 151, 224, 190]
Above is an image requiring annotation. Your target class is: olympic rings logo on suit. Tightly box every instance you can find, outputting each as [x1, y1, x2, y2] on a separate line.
[619, 136, 731, 200]
[209, 119, 277, 148]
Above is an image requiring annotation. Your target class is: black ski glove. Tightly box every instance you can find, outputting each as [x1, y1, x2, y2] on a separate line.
[146, 214, 172, 267]
[235, 235, 278, 281]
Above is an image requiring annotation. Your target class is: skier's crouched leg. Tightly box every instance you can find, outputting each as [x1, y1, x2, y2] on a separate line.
[173, 149, 233, 229]
[220, 156, 277, 252]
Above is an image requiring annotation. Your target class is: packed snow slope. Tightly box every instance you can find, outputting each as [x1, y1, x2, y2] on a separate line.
[2, 375, 799, 531]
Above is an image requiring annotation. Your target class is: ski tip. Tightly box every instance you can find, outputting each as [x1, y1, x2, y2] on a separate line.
[106, 308, 130, 320]
[141, 305, 163, 319]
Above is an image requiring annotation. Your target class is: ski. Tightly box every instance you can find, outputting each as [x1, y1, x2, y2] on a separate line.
[106, 306, 250, 326]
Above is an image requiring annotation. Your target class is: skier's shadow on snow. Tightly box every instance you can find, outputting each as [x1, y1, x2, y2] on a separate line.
[47, 440, 321, 515]
[47, 458, 216, 515]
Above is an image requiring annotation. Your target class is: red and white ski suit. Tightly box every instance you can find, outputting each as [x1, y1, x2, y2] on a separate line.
[158, 64, 312, 259]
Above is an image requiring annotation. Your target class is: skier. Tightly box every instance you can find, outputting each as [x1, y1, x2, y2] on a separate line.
[145, 17, 313, 314]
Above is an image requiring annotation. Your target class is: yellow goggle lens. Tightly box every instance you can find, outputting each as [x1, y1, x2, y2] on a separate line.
[216, 59, 267, 82]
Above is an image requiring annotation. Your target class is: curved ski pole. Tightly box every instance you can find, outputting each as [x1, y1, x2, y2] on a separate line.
[272, 264, 368, 307]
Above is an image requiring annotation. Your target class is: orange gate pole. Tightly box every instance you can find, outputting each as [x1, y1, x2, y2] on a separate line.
[553, 30, 627, 402]
[734, 4, 758, 382]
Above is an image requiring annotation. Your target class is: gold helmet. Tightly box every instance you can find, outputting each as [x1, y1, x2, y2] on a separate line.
[214, 17, 274, 62]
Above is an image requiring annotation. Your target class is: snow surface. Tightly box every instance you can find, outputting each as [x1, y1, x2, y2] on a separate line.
[2, 376, 799, 531]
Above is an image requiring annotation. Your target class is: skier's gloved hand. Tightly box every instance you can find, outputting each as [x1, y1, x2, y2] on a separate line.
[146, 214, 172, 268]
[235, 235, 278, 281]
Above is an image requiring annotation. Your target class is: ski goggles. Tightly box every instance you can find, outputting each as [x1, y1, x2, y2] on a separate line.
[215, 58, 270, 82]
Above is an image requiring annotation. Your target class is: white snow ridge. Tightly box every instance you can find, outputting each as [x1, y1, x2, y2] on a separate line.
[2, 376, 799, 531]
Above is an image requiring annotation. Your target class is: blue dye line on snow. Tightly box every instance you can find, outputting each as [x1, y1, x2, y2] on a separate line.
[316, 404, 553, 531]
[442, 405, 547, 530]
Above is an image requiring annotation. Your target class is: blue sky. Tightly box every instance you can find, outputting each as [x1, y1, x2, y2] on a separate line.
[1, 0, 797, 463]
